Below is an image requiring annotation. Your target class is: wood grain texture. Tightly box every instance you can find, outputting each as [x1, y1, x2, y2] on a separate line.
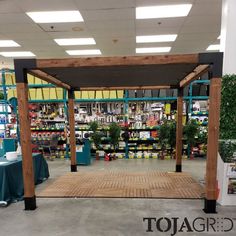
[176, 91, 183, 166]
[37, 171, 204, 199]
[16, 83, 35, 198]
[30, 69, 71, 90]
[180, 64, 210, 88]
[80, 85, 171, 91]
[205, 78, 222, 200]
[36, 54, 199, 68]
[68, 97, 76, 166]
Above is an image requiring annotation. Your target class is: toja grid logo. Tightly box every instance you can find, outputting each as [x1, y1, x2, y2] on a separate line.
[143, 217, 236, 235]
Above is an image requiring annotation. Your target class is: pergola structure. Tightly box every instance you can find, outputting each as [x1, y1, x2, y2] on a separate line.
[14, 52, 223, 213]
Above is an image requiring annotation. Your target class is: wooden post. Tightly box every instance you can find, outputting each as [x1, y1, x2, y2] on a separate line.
[15, 61, 37, 210]
[175, 88, 183, 172]
[68, 89, 77, 172]
[204, 78, 221, 213]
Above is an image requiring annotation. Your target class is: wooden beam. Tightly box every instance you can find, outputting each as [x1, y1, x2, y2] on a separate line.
[68, 90, 77, 172]
[80, 85, 172, 91]
[180, 64, 210, 88]
[204, 78, 221, 213]
[29, 69, 71, 90]
[36, 54, 199, 68]
[16, 82, 36, 209]
[175, 88, 183, 172]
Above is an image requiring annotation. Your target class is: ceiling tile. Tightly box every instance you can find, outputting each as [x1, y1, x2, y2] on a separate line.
[136, 27, 179, 35]
[136, 18, 185, 29]
[135, 0, 194, 7]
[0, 13, 32, 24]
[190, 0, 222, 16]
[0, 1, 22, 13]
[81, 8, 134, 21]
[37, 22, 87, 33]
[0, 23, 42, 33]
[16, 0, 78, 11]
[75, 0, 135, 10]
[180, 24, 219, 34]
[4, 32, 51, 40]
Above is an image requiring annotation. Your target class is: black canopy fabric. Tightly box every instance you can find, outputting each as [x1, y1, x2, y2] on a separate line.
[41, 63, 198, 89]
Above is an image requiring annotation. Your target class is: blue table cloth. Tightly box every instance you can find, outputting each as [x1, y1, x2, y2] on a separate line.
[0, 153, 49, 205]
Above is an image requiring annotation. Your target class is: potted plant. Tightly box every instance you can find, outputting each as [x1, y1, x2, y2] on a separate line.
[109, 122, 121, 160]
[166, 120, 176, 158]
[198, 127, 208, 156]
[184, 119, 199, 159]
[89, 121, 102, 160]
[159, 120, 169, 160]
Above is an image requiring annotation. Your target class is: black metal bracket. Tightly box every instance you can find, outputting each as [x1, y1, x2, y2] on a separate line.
[177, 88, 184, 97]
[176, 164, 182, 172]
[14, 59, 37, 83]
[71, 164, 77, 172]
[68, 89, 75, 99]
[203, 199, 217, 214]
[199, 52, 223, 78]
[24, 195, 37, 210]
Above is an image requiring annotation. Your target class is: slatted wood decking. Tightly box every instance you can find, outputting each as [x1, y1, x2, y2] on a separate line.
[37, 171, 205, 199]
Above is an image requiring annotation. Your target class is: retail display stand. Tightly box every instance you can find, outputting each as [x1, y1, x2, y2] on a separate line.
[217, 154, 236, 205]
[1, 69, 209, 160]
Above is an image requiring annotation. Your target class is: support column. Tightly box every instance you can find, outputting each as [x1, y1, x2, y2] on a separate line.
[204, 78, 222, 213]
[68, 89, 77, 172]
[175, 88, 183, 172]
[14, 59, 36, 210]
[220, 0, 236, 74]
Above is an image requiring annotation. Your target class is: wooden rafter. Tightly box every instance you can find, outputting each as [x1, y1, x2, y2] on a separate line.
[180, 64, 210, 88]
[29, 69, 71, 90]
[36, 54, 199, 68]
[79, 85, 172, 91]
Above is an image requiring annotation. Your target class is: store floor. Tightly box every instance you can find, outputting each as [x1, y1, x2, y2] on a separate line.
[1, 159, 236, 236]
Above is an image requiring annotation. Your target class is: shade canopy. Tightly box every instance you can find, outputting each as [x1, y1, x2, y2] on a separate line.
[14, 52, 223, 90]
[41, 63, 199, 89]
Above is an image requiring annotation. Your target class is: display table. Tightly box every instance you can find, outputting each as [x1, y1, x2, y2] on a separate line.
[0, 153, 49, 205]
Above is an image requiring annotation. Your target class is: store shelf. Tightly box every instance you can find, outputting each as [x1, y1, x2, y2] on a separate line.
[1, 69, 210, 158]
[191, 112, 208, 116]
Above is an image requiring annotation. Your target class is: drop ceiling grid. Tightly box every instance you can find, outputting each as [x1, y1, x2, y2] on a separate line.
[0, 0, 222, 66]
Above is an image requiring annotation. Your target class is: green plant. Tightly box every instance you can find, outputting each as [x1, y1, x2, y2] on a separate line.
[109, 122, 121, 151]
[219, 75, 236, 162]
[220, 75, 236, 139]
[167, 121, 176, 152]
[159, 120, 169, 147]
[89, 121, 102, 149]
[0, 92, 4, 100]
[159, 120, 176, 158]
[198, 127, 208, 145]
[89, 121, 99, 132]
[184, 119, 199, 154]
[219, 140, 236, 163]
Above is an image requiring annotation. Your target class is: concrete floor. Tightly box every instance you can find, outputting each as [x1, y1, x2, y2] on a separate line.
[1, 158, 236, 236]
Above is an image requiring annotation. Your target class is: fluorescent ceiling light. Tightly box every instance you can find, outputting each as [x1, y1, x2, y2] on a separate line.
[54, 38, 96, 46]
[206, 44, 220, 51]
[26, 11, 83, 23]
[0, 40, 20, 47]
[136, 34, 177, 43]
[136, 4, 192, 19]
[0, 51, 35, 57]
[66, 49, 101, 56]
[136, 47, 171, 53]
